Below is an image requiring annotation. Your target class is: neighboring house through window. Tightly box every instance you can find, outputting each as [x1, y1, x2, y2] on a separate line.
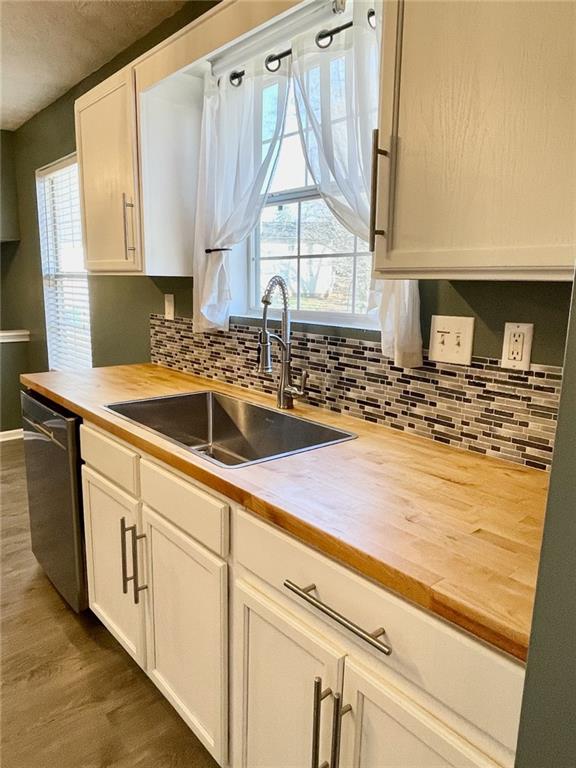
[36, 155, 92, 370]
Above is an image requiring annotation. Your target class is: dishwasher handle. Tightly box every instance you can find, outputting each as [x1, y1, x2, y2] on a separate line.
[22, 416, 67, 450]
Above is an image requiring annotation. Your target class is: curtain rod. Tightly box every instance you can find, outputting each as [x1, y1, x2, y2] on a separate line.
[228, 8, 375, 87]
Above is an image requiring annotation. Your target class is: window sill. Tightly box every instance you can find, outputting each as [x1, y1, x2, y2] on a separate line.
[230, 312, 381, 342]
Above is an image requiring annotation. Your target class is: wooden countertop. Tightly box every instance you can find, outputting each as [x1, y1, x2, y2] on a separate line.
[21, 363, 549, 661]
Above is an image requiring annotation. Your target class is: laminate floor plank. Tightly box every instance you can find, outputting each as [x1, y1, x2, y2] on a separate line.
[1, 440, 218, 768]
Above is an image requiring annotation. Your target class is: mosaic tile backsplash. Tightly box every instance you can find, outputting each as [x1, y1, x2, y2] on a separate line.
[150, 314, 563, 471]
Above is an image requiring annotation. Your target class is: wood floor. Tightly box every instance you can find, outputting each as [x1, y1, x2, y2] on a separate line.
[1, 439, 219, 768]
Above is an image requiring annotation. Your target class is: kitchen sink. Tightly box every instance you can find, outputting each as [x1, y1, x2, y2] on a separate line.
[105, 391, 356, 467]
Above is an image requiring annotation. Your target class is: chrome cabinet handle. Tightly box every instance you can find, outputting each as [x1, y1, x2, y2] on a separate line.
[120, 516, 130, 594]
[122, 192, 137, 258]
[284, 580, 392, 656]
[311, 676, 332, 768]
[130, 525, 147, 605]
[329, 692, 352, 768]
[120, 517, 147, 604]
[369, 128, 389, 252]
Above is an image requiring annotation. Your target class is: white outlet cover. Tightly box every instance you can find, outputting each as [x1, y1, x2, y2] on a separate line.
[429, 315, 475, 365]
[502, 322, 533, 371]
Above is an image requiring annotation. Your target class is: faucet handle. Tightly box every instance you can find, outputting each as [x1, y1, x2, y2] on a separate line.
[287, 369, 308, 399]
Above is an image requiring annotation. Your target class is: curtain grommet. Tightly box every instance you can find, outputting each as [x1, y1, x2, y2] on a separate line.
[315, 30, 333, 49]
[367, 8, 376, 29]
[265, 54, 282, 73]
[229, 71, 243, 87]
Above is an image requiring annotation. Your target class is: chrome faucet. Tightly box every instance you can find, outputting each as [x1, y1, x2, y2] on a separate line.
[256, 275, 308, 410]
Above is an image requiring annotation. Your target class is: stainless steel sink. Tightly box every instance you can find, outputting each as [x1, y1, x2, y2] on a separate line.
[105, 391, 356, 468]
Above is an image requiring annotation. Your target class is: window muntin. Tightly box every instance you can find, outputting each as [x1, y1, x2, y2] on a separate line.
[251, 79, 373, 323]
[36, 156, 92, 371]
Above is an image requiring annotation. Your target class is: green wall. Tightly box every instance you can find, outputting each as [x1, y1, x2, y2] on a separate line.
[0, 1, 215, 383]
[419, 281, 572, 365]
[1, 130, 20, 241]
[515, 283, 576, 767]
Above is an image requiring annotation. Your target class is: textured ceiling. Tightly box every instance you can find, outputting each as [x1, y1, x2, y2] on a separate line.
[0, 0, 187, 130]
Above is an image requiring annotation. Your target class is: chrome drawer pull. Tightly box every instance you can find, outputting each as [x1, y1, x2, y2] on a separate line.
[130, 526, 148, 605]
[120, 516, 131, 594]
[311, 676, 332, 768]
[120, 517, 147, 604]
[329, 692, 352, 768]
[284, 580, 392, 656]
[122, 192, 137, 256]
[369, 127, 389, 252]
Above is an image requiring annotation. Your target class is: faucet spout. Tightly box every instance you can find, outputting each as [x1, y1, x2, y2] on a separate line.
[256, 275, 306, 409]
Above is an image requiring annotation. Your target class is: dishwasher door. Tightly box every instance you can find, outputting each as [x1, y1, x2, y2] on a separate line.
[21, 391, 87, 612]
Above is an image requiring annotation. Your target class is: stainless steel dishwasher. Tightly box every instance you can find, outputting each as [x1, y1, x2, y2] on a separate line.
[21, 390, 87, 612]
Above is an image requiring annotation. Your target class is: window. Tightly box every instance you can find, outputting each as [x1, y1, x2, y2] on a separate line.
[250, 82, 374, 326]
[36, 156, 92, 370]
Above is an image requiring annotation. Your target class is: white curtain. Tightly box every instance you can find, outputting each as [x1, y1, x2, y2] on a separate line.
[291, 1, 422, 367]
[193, 59, 290, 332]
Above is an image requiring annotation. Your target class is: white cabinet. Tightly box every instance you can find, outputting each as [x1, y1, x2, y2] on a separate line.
[75, 69, 141, 273]
[142, 505, 228, 764]
[373, 0, 576, 280]
[82, 466, 146, 665]
[81, 434, 229, 764]
[340, 660, 499, 768]
[233, 580, 345, 768]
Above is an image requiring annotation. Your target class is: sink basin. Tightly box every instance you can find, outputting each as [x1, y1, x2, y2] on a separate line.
[105, 391, 356, 467]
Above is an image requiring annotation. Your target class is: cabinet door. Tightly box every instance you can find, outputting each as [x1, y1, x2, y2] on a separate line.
[340, 660, 500, 768]
[82, 467, 146, 665]
[142, 505, 227, 765]
[233, 580, 345, 768]
[374, 0, 576, 279]
[75, 68, 141, 272]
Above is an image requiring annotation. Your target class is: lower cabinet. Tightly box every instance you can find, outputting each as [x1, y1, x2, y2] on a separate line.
[142, 504, 228, 764]
[340, 660, 499, 768]
[82, 427, 521, 768]
[81, 462, 228, 765]
[233, 580, 345, 768]
[82, 467, 146, 666]
[233, 580, 505, 768]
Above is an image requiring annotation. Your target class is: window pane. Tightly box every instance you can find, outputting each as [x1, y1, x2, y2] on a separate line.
[262, 82, 280, 143]
[300, 199, 354, 255]
[258, 259, 298, 309]
[37, 159, 92, 370]
[270, 133, 307, 193]
[259, 203, 298, 257]
[283, 83, 299, 134]
[299, 256, 353, 313]
[354, 253, 373, 315]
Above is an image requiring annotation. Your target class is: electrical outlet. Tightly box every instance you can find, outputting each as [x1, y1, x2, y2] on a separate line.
[502, 322, 533, 371]
[429, 316, 475, 365]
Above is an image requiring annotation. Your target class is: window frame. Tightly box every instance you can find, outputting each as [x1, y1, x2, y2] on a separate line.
[36, 153, 93, 371]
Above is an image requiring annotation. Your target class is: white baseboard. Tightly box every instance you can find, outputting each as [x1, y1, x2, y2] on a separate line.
[0, 428, 23, 442]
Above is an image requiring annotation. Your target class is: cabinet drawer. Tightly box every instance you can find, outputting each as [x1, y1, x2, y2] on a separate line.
[80, 424, 139, 495]
[140, 459, 228, 557]
[235, 510, 524, 753]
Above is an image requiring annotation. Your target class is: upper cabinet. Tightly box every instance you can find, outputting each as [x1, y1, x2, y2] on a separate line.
[373, 0, 576, 280]
[75, 0, 575, 280]
[75, 70, 141, 273]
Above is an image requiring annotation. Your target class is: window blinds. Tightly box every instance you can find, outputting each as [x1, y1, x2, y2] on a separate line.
[36, 156, 92, 370]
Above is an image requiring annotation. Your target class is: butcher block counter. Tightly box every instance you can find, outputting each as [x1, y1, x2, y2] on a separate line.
[21, 363, 549, 661]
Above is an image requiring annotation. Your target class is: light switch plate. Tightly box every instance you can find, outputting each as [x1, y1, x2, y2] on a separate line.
[429, 315, 475, 365]
[502, 322, 533, 371]
[164, 294, 175, 321]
